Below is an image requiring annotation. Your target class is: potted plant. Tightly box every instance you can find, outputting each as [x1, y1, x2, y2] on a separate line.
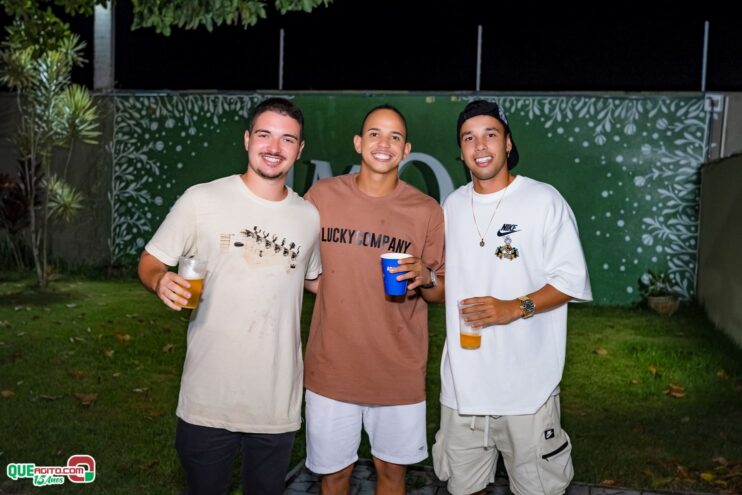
[639, 270, 680, 316]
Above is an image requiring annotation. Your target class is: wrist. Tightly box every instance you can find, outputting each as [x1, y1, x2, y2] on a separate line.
[517, 295, 536, 319]
[511, 299, 523, 321]
[153, 271, 167, 294]
[420, 268, 438, 289]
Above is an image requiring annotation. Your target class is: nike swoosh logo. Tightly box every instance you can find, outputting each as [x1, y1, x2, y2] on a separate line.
[497, 228, 521, 236]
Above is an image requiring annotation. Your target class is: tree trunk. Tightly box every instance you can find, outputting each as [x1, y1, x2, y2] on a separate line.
[27, 170, 43, 287]
[40, 180, 50, 288]
[25, 113, 45, 289]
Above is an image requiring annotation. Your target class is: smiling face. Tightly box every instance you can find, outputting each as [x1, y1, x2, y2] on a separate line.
[353, 108, 411, 176]
[459, 114, 512, 186]
[244, 110, 304, 181]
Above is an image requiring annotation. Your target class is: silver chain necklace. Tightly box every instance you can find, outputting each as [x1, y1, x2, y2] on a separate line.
[470, 178, 511, 247]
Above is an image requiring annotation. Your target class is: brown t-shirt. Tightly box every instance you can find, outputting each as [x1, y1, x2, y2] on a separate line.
[304, 174, 445, 405]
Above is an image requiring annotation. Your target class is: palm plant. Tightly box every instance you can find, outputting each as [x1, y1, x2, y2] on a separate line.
[0, 18, 100, 287]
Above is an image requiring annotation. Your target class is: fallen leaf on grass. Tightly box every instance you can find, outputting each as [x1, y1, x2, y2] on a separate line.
[650, 477, 675, 489]
[144, 410, 164, 420]
[629, 379, 640, 385]
[701, 472, 716, 482]
[717, 369, 729, 379]
[104, 350, 114, 359]
[593, 347, 608, 356]
[75, 393, 97, 407]
[665, 383, 686, 398]
[600, 480, 617, 486]
[112, 372, 121, 377]
[115, 333, 131, 343]
[132, 388, 149, 393]
[675, 464, 692, 480]
[138, 460, 159, 470]
[717, 462, 742, 480]
[1, 389, 15, 398]
[65, 304, 77, 308]
[714, 457, 729, 467]
[162, 344, 175, 353]
[39, 394, 63, 401]
[69, 369, 87, 380]
[648, 365, 659, 377]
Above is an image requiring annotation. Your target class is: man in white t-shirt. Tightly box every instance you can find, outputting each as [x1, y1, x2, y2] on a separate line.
[432, 99, 592, 495]
[137, 97, 321, 495]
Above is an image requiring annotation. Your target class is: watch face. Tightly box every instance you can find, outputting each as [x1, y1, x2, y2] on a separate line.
[522, 299, 535, 313]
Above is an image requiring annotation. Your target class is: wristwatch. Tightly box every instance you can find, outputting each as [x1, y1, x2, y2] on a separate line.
[420, 269, 438, 289]
[517, 295, 535, 319]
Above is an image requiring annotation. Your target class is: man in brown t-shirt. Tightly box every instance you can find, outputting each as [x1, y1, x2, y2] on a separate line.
[303, 105, 445, 494]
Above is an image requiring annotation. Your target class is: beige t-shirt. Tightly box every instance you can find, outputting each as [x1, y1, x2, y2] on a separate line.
[304, 174, 444, 405]
[146, 175, 321, 433]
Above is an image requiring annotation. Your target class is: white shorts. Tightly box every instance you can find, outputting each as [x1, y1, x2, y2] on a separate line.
[433, 395, 573, 495]
[304, 389, 428, 474]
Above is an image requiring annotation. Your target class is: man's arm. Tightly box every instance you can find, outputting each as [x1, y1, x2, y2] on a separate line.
[137, 251, 191, 311]
[460, 284, 571, 328]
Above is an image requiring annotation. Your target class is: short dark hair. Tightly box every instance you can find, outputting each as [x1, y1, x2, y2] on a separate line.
[248, 97, 304, 140]
[358, 104, 408, 141]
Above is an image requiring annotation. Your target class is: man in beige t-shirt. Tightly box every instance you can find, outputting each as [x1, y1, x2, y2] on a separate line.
[138, 98, 320, 495]
[303, 105, 445, 495]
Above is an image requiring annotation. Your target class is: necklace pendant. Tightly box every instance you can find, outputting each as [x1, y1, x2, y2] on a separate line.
[479, 240, 485, 247]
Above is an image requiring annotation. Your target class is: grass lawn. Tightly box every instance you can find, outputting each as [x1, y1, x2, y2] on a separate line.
[0, 276, 740, 494]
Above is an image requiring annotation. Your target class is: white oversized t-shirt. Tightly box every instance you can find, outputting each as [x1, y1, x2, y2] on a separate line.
[146, 175, 321, 433]
[441, 176, 592, 416]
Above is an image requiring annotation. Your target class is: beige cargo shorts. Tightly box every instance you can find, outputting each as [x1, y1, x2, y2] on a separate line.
[432, 395, 573, 495]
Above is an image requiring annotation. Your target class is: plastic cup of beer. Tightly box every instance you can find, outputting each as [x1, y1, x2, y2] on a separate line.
[458, 299, 482, 350]
[178, 256, 207, 309]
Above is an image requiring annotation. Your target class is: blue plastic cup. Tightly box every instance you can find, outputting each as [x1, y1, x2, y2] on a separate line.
[380, 253, 412, 296]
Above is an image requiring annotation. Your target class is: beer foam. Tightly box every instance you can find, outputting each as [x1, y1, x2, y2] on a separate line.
[178, 259, 206, 279]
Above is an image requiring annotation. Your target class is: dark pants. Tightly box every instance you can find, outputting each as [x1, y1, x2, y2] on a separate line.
[175, 418, 295, 495]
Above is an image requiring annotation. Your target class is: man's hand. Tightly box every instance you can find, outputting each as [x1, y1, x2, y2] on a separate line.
[459, 296, 521, 328]
[390, 256, 432, 291]
[155, 271, 192, 310]
[138, 251, 190, 311]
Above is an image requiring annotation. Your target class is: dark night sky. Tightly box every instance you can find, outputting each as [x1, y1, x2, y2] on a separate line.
[6, 2, 742, 92]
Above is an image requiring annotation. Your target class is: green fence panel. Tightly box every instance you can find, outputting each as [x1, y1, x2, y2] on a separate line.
[112, 94, 708, 304]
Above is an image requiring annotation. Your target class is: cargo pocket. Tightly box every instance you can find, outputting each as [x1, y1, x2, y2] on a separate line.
[431, 434, 451, 481]
[536, 430, 574, 495]
[431, 413, 451, 482]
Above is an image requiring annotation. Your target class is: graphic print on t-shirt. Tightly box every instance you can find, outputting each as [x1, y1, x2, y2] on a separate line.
[320, 226, 411, 253]
[219, 226, 301, 271]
